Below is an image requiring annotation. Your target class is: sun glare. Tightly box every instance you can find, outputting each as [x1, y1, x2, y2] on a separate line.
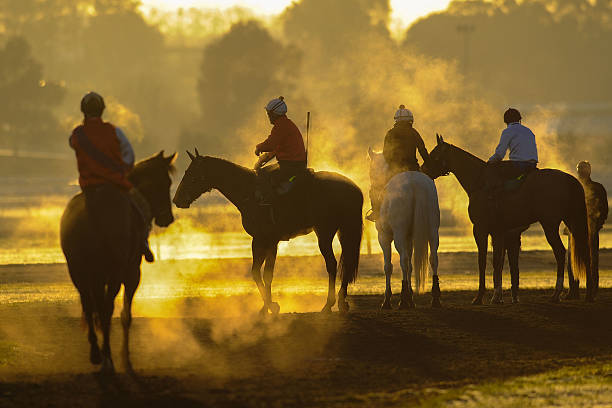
[139, 0, 453, 28]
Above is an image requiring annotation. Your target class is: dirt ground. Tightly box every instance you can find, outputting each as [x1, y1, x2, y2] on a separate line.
[1, 250, 612, 407]
[1, 284, 611, 407]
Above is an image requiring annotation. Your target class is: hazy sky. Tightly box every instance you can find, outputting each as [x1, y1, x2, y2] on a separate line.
[140, 0, 453, 28]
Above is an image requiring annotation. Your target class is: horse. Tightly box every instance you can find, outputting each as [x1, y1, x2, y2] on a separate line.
[423, 135, 592, 304]
[172, 150, 363, 314]
[60, 151, 177, 374]
[368, 148, 441, 309]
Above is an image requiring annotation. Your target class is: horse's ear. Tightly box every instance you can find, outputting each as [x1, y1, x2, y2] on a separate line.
[186, 150, 195, 161]
[156, 150, 164, 158]
[367, 146, 374, 159]
[166, 152, 178, 166]
[436, 133, 444, 145]
[194, 147, 200, 157]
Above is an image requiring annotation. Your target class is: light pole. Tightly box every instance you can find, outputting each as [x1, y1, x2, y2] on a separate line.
[456, 24, 475, 76]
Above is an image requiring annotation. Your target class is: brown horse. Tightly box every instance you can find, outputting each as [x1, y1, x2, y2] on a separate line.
[60, 151, 177, 374]
[172, 151, 363, 314]
[423, 135, 592, 304]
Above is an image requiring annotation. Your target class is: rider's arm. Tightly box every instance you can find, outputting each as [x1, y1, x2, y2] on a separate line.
[254, 151, 276, 171]
[415, 130, 430, 164]
[382, 130, 394, 165]
[488, 130, 510, 162]
[597, 183, 608, 229]
[115, 127, 135, 169]
[256, 125, 281, 154]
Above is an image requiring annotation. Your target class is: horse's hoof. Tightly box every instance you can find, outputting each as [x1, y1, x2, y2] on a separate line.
[321, 304, 332, 313]
[269, 302, 280, 315]
[431, 297, 441, 308]
[398, 300, 415, 309]
[472, 296, 483, 305]
[100, 357, 115, 375]
[490, 297, 504, 305]
[380, 298, 392, 310]
[90, 346, 102, 365]
[550, 290, 562, 303]
[511, 296, 519, 304]
[338, 301, 350, 314]
[564, 290, 579, 300]
[259, 306, 268, 316]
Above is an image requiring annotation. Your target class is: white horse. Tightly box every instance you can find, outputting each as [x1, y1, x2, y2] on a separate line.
[368, 148, 441, 309]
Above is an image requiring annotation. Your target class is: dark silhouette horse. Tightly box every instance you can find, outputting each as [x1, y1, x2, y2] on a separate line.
[172, 151, 363, 314]
[423, 135, 592, 304]
[60, 151, 177, 374]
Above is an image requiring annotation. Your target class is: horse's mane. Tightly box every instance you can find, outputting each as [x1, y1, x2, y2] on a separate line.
[446, 143, 486, 166]
[130, 153, 176, 178]
[202, 156, 254, 176]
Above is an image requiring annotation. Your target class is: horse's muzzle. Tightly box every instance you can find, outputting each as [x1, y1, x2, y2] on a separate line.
[172, 197, 190, 209]
[155, 213, 174, 227]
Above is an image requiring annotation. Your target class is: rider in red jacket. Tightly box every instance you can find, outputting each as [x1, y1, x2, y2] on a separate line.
[255, 96, 307, 183]
[70, 92, 154, 262]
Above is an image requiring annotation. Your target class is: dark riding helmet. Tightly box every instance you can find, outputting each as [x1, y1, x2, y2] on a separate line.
[81, 92, 106, 117]
[503, 108, 521, 124]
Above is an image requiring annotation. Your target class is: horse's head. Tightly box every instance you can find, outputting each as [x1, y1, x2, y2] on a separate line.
[129, 151, 178, 227]
[422, 134, 451, 180]
[173, 148, 213, 209]
[368, 146, 388, 188]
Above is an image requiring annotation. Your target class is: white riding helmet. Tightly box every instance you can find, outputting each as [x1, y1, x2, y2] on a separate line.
[265, 96, 287, 115]
[394, 105, 413, 122]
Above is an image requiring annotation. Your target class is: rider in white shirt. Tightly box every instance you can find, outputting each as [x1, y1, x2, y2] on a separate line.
[488, 108, 538, 178]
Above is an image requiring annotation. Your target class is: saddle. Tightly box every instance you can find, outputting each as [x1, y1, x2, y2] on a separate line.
[255, 164, 314, 205]
[252, 164, 315, 239]
[485, 163, 538, 197]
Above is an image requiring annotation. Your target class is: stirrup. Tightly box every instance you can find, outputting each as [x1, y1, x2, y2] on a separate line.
[365, 209, 377, 222]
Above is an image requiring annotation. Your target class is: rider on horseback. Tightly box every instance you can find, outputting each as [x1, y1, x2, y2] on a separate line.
[486, 108, 538, 193]
[69, 92, 154, 262]
[366, 105, 430, 222]
[254, 96, 307, 194]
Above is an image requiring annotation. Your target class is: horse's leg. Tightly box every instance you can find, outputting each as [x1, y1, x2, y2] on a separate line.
[472, 225, 488, 305]
[100, 280, 121, 374]
[565, 233, 580, 299]
[378, 229, 393, 310]
[263, 242, 280, 315]
[80, 290, 101, 365]
[250, 238, 268, 315]
[396, 236, 415, 309]
[121, 265, 140, 374]
[490, 232, 505, 304]
[316, 228, 338, 313]
[542, 222, 565, 302]
[429, 231, 441, 308]
[507, 232, 521, 304]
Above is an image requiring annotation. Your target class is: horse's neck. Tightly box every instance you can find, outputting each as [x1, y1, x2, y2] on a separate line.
[449, 146, 486, 196]
[208, 158, 255, 211]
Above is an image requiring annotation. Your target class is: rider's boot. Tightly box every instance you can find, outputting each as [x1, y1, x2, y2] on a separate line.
[143, 240, 154, 263]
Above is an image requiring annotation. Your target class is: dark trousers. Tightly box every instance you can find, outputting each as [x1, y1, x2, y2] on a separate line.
[488, 160, 537, 179]
[83, 184, 133, 265]
[277, 160, 307, 181]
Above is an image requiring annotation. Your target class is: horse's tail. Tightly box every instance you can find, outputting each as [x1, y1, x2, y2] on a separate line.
[338, 189, 363, 285]
[565, 178, 591, 287]
[412, 178, 437, 294]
